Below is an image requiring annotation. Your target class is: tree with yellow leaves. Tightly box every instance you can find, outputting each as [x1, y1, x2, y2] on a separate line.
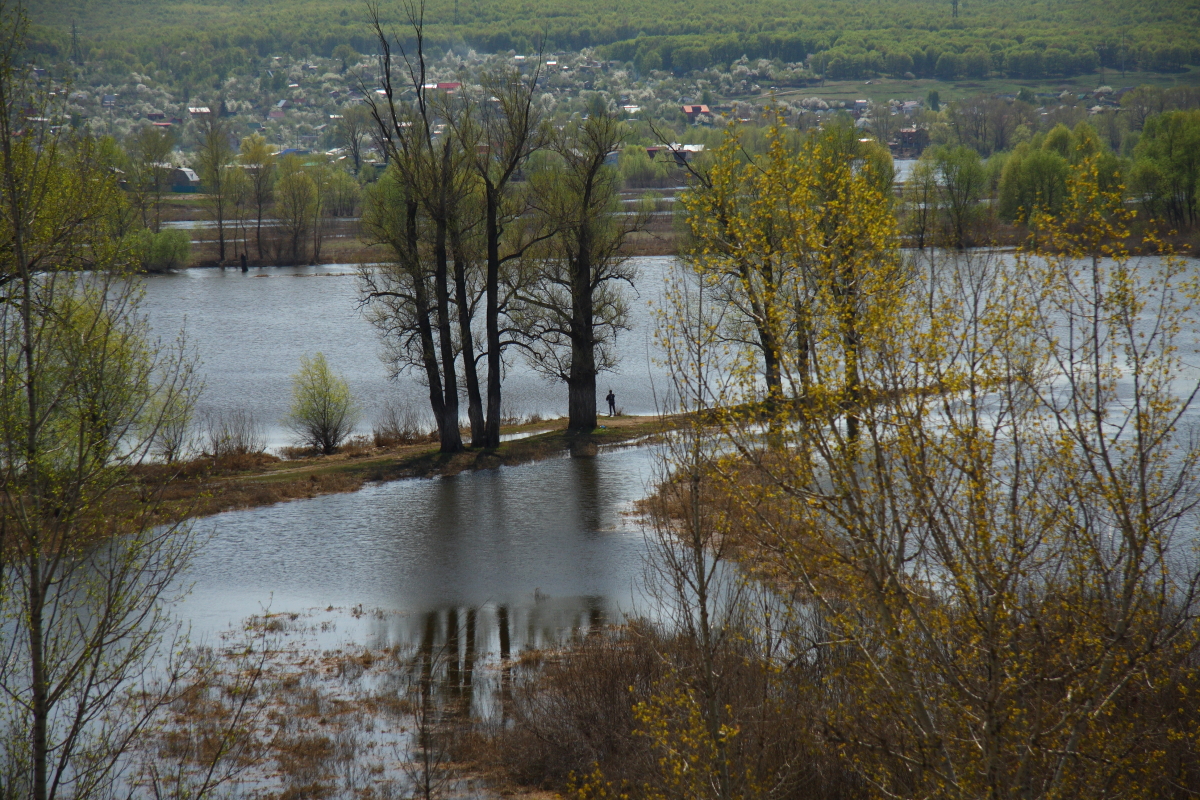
[609, 119, 1200, 800]
[701, 151, 1200, 798]
[678, 114, 901, 440]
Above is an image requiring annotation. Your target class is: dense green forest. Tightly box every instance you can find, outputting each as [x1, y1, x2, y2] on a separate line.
[26, 0, 1200, 82]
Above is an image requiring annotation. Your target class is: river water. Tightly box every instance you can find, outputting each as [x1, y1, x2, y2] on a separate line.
[141, 258, 676, 656]
[141, 250, 1200, 657]
[141, 257, 673, 452]
[172, 445, 660, 648]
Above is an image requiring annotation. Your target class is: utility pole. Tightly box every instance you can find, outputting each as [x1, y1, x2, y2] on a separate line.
[70, 21, 83, 66]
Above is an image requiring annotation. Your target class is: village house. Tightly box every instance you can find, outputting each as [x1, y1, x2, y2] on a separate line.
[646, 143, 705, 166]
[895, 127, 929, 157]
[170, 167, 200, 192]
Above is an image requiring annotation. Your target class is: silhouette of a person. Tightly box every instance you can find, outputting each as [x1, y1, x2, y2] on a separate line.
[606, 390, 616, 417]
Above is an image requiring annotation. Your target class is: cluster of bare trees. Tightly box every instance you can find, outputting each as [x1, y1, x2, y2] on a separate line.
[358, 3, 642, 451]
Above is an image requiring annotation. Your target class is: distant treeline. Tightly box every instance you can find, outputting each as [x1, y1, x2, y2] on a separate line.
[26, 0, 1200, 84]
[598, 32, 1192, 80]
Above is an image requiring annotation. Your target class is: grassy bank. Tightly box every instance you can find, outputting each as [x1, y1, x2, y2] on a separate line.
[129, 414, 674, 528]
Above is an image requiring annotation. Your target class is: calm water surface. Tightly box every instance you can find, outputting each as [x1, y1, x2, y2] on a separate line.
[148, 251, 1200, 656]
[141, 258, 672, 450]
[174, 445, 659, 650]
[138, 258, 676, 659]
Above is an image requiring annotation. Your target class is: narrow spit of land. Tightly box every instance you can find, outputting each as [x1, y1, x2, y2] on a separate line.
[132, 414, 675, 528]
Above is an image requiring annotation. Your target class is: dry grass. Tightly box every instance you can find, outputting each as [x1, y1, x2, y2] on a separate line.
[130, 609, 445, 800]
[109, 412, 680, 537]
[469, 621, 854, 800]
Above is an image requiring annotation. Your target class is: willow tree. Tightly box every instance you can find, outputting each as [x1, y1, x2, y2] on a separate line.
[286, 352, 360, 454]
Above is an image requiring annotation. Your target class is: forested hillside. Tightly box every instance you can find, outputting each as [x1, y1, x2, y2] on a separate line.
[26, 0, 1200, 81]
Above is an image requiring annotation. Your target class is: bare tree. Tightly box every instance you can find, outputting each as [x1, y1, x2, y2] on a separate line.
[456, 65, 552, 448]
[337, 103, 373, 175]
[309, 159, 332, 264]
[515, 112, 642, 433]
[869, 99, 895, 145]
[398, 637, 457, 800]
[359, 0, 472, 452]
[239, 132, 275, 262]
[1121, 85, 1166, 132]
[904, 151, 940, 249]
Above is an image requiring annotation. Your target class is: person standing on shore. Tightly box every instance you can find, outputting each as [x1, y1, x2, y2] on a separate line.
[606, 390, 616, 417]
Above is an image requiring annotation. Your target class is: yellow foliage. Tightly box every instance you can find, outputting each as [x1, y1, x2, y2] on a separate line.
[652, 120, 1200, 799]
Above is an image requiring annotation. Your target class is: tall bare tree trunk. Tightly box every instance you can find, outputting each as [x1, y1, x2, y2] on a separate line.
[568, 226, 598, 432]
[451, 224, 485, 446]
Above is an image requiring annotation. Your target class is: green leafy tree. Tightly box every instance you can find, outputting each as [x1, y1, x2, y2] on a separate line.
[285, 352, 360, 454]
[0, 8, 201, 798]
[998, 143, 1070, 222]
[1131, 109, 1200, 228]
[932, 144, 986, 248]
[133, 228, 191, 271]
[1042, 123, 1074, 159]
[273, 155, 316, 264]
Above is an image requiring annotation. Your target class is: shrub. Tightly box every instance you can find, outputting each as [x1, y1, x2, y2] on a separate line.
[285, 352, 360, 455]
[371, 399, 431, 447]
[133, 228, 191, 271]
[201, 409, 267, 458]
